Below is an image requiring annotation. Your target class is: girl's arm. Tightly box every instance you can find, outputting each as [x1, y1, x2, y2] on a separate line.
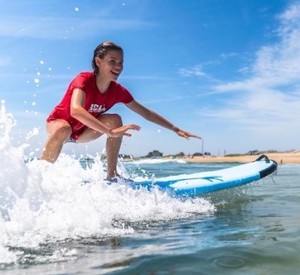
[126, 100, 201, 140]
[71, 88, 140, 137]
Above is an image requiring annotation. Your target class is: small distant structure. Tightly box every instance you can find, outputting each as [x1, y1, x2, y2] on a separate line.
[192, 152, 211, 158]
[119, 154, 133, 160]
[175, 152, 185, 158]
[248, 150, 259, 155]
[145, 150, 163, 158]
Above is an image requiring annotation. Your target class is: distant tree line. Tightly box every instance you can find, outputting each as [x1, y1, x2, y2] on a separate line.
[141, 150, 211, 159]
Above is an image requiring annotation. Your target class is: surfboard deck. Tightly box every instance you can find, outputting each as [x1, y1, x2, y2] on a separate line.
[129, 155, 277, 197]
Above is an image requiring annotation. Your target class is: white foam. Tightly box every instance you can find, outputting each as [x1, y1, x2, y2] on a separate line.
[0, 103, 214, 264]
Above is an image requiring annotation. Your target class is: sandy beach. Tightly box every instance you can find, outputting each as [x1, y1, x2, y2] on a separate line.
[186, 151, 300, 164]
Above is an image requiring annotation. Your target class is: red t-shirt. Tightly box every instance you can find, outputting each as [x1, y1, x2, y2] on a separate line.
[47, 71, 134, 140]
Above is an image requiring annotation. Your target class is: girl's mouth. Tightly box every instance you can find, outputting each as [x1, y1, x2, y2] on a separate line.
[111, 71, 120, 78]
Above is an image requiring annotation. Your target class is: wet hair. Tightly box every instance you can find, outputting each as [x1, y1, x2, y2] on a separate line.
[92, 41, 123, 75]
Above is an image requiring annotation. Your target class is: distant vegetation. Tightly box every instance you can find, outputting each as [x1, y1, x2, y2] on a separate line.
[138, 150, 211, 159]
[225, 149, 288, 157]
[93, 149, 293, 161]
[138, 149, 291, 159]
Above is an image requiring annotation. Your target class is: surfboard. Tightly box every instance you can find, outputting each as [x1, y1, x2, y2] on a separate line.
[130, 155, 277, 196]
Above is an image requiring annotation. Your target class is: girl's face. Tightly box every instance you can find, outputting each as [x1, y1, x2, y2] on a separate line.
[95, 50, 124, 81]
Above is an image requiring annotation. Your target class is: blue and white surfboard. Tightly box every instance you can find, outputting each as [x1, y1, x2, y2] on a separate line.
[131, 155, 277, 196]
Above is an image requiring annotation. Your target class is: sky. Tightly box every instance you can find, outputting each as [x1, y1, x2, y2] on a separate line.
[0, 0, 300, 158]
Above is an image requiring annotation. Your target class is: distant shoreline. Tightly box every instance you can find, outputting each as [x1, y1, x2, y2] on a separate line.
[183, 152, 300, 164]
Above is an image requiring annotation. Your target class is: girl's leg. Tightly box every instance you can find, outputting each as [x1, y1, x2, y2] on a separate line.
[40, 119, 72, 163]
[77, 114, 123, 178]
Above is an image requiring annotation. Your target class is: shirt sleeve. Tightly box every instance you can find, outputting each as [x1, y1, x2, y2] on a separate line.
[114, 82, 134, 103]
[68, 72, 93, 92]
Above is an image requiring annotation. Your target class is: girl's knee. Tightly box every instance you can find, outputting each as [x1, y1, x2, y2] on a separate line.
[110, 114, 122, 126]
[55, 125, 72, 141]
[100, 113, 123, 128]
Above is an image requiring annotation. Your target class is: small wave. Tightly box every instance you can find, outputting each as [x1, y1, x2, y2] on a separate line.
[132, 158, 187, 165]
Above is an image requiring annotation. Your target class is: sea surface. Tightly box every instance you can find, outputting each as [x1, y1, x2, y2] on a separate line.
[1, 106, 300, 274]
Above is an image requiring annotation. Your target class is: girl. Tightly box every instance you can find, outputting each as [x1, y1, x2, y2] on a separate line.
[41, 41, 201, 180]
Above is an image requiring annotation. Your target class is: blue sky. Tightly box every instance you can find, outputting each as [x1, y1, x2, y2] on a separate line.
[1, 0, 300, 157]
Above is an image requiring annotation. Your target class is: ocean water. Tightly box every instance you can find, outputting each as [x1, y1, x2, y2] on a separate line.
[1, 105, 300, 274]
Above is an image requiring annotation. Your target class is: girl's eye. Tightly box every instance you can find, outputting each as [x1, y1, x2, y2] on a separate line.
[109, 60, 123, 66]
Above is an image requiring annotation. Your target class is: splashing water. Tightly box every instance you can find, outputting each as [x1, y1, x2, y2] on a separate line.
[0, 102, 214, 265]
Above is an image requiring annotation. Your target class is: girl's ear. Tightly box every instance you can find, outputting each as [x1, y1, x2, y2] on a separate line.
[95, 56, 102, 67]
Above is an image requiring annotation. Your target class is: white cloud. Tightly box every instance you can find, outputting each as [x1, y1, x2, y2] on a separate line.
[215, 12, 300, 92]
[0, 16, 150, 40]
[279, 3, 300, 22]
[220, 52, 238, 59]
[178, 64, 207, 77]
[200, 3, 300, 151]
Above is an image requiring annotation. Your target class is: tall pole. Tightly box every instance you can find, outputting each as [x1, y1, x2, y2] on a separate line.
[202, 139, 204, 157]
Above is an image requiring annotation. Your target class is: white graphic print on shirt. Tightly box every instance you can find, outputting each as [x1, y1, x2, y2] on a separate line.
[88, 104, 106, 113]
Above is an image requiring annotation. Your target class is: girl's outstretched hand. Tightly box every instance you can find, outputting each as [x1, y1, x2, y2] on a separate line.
[176, 129, 202, 140]
[109, 124, 141, 137]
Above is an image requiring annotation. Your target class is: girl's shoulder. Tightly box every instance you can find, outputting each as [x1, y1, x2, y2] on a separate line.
[70, 71, 95, 88]
[75, 71, 94, 81]
[66, 72, 95, 93]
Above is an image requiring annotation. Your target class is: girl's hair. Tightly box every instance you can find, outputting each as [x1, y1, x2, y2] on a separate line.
[92, 41, 123, 75]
